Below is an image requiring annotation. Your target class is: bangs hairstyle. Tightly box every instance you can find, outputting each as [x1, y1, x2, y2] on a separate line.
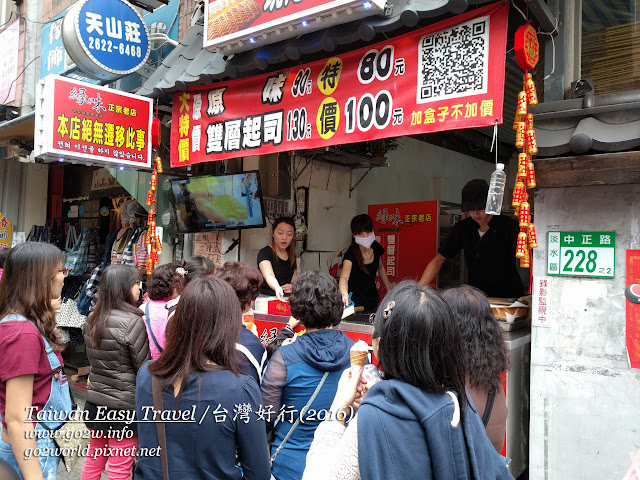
[349, 214, 374, 274]
[270, 217, 296, 268]
[147, 263, 183, 301]
[373, 281, 467, 409]
[88, 264, 141, 348]
[215, 261, 263, 311]
[180, 256, 216, 285]
[440, 285, 509, 391]
[289, 270, 343, 329]
[0, 242, 65, 351]
[149, 277, 242, 396]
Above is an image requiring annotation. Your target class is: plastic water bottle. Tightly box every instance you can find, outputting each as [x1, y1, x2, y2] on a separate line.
[485, 163, 506, 215]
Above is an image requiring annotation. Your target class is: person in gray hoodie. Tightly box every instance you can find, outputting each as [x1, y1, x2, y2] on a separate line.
[357, 281, 513, 480]
[261, 270, 354, 480]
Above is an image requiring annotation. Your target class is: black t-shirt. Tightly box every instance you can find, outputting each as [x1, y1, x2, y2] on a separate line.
[438, 215, 524, 298]
[257, 246, 295, 296]
[343, 241, 385, 312]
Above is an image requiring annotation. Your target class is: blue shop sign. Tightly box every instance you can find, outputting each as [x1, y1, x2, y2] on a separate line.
[76, 0, 150, 74]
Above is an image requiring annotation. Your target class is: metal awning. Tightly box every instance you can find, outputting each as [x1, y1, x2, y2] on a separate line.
[0, 111, 35, 147]
[128, 0, 169, 12]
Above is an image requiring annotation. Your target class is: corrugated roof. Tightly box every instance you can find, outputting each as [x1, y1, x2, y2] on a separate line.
[137, 0, 497, 97]
[531, 91, 640, 156]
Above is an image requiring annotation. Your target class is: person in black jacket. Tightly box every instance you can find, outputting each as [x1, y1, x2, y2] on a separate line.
[419, 179, 524, 298]
[82, 264, 150, 480]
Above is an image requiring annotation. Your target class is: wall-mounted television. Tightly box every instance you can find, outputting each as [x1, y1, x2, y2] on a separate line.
[170, 171, 266, 233]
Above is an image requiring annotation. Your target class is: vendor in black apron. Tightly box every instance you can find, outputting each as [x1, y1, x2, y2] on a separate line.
[419, 179, 524, 298]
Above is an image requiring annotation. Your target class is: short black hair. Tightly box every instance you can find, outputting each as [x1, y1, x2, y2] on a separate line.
[350, 214, 374, 235]
[373, 281, 467, 409]
[289, 270, 343, 329]
[440, 285, 509, 391]
[182, 256, 216, 285]
[147, 263, 182, 301]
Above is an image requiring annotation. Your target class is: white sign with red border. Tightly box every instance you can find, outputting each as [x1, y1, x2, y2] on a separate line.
[532, 276, 553, 328]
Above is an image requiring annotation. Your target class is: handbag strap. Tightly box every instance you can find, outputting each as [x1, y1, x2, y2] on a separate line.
[271, 371, 329, 464]
[482, 388, 496, 427]
[152, 374, 170, 480]
[145, 303, 164, 354]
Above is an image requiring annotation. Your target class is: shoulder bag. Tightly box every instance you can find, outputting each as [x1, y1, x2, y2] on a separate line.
[270, 371, 329, 465]
[144, 303, 164, 354]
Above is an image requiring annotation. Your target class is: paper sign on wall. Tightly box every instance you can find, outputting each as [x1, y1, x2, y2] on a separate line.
[194, 232, 222, 267]
[532, 276, 553, 328]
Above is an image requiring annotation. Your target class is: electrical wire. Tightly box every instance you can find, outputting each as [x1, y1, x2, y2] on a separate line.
[511, 0, 529, 22]
[539, 18, 559, 80]
[0, 56, 40, 106]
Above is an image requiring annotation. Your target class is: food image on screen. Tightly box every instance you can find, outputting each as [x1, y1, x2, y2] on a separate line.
[170, 172, 265, 233]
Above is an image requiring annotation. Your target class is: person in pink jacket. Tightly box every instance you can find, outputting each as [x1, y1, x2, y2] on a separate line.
[141, 263, 185, 359]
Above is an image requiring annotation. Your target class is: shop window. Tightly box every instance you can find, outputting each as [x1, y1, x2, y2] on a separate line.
[581, 0, 640, 94]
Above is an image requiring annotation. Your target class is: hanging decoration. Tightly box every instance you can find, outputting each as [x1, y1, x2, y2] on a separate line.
[145, 133, 163, 273]
[512, 22, 540, 268]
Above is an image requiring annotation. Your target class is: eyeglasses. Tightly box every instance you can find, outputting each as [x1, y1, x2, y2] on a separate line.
[61, 267, 70, 277]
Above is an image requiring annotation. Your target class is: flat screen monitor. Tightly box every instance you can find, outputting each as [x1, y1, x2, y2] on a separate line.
[170, 171, 266, 233]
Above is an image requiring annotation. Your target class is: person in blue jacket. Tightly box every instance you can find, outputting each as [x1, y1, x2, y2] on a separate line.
[134, 277, 270, 480]
[261, 270, 354, 480]
[357, 281, 514, 480]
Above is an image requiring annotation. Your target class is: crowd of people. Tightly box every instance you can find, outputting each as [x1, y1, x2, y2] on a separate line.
[0, 240, 514, 480]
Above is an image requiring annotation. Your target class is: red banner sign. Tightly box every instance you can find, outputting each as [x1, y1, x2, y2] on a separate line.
[368, 200, 439, 297]
[627, 250, 640, 369]
[35, 75, 153, 168]
[172, 2, 509, 167]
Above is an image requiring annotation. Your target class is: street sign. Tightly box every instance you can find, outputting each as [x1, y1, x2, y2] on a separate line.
[547, 231, 615, 278]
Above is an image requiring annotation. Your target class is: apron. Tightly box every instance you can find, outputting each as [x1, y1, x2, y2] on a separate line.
[0, 315, 73, 480]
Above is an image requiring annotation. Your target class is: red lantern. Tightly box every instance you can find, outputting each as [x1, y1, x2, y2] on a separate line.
[146, 190, 155, 206]
[515, 122, 526, 148]
[146, 256, 154, 274]
[155, 156, 163, 174]
[527, 223, 538, 249]
[519, 202, 530, 228]
[518, 153, 528, 176]
[516, 231, 527, 258]
[513, 113, 523, 130]
[517, 91, 528, 116]
[151, 117, 162, 148]
[514, 24, 539, 70]
[520, 245, 530, 268]
[524, 73, 538, 106]
[525, 113, 534, 132]
[512, 180, 526, 207]
[526, 129, 538, 155]
[526, 161, 536, 188]
[150, 169, 158, 192]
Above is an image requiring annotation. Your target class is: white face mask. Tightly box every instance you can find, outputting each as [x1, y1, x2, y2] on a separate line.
[355, 233, 375, 249]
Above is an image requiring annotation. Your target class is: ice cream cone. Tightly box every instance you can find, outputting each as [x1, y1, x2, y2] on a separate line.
[350, 350, 368, 367]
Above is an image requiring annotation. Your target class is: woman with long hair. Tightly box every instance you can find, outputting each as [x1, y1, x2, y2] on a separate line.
[0, 242, 69, 479]
[303, 281, 513, 480]
[262, 270, 354, 480]
[257, 217, 297, 301]
[82, 264, 150, 480]
[339, 214, 390, 313]
[440, 285, 509, 452]
[134, 277, 270, 479]
[141, 263, 185, 359]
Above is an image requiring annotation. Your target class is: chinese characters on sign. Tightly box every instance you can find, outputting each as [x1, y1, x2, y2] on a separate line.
[626, 250, 640, 369]
[35, 75, 153, 168]
[532, 276, 553, 328]
[0, 21, 20, 104]
[0, 213, 11, 249]
[369, 201, 439, 296]
[62, 0, 150, 80]
[172, 2, 509, 166]
[547, 231, 615, 278]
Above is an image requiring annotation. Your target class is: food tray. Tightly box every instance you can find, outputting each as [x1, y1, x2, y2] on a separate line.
[497, 316, 530, 332]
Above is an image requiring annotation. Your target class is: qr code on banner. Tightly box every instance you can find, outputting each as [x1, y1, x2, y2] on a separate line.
[417, 16, 490, 104]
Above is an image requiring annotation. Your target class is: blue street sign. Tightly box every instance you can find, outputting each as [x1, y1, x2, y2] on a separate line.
[76, 0, 150, 75]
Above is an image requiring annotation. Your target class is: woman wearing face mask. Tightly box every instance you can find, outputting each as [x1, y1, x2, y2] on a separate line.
[339, 214, 391, 313]
[257, 217, 297, 302]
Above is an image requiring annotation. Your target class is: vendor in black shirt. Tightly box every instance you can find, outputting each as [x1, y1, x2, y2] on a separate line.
[419, 179, 524, 298]
[257, 217, 297, 300]
[339, 214, 391, 312]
